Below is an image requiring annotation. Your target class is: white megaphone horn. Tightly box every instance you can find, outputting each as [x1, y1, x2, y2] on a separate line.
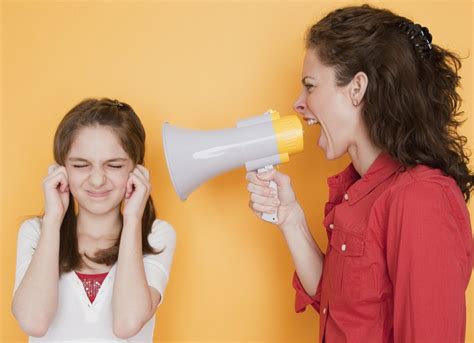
[162, 110, 304, 223]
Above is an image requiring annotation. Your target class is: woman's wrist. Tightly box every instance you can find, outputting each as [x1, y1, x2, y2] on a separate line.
[279, 202, 306, 234]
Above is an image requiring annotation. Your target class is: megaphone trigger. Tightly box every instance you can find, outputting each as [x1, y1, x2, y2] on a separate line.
[257, 165, 279, 223]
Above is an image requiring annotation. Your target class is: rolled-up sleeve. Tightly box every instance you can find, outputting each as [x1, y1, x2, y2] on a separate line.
[293, 271, 322, 313]
[386, 181, 472, 343]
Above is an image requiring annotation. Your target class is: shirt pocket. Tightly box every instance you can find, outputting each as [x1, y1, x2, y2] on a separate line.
[327, 228, 366, 299]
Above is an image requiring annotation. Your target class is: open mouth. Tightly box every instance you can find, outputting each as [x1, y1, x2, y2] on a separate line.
[304, 117, 319, 126]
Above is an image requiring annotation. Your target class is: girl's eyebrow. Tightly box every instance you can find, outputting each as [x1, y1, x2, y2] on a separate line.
[68, 157, 128, 163]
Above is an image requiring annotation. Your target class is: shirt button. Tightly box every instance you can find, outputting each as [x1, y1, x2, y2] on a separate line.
[343, 193, 349, 201]
[323, 307, 327, 314]
[329, 224, 334, 230]
[341, 244, 347, 252]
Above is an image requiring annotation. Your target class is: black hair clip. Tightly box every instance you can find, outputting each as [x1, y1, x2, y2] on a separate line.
[398, 21, 432, 60]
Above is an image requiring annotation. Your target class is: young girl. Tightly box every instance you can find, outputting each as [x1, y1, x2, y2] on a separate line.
[246, 5, 473, 343]
[12, 98, 176, 342]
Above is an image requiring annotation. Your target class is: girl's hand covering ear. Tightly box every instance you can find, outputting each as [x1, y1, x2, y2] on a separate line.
[122, 164, 151, 221]
[43, 164, 70, 222]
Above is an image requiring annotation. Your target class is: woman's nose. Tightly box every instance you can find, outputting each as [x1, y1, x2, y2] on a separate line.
[293, 92, 306, 114]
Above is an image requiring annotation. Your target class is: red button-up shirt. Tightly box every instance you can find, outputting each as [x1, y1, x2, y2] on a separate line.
[293, 153, 472, 343]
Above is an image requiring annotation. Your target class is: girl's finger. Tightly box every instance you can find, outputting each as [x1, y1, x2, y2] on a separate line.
[132, 167, 146, 182]
[132, 167, 150, 191]
[47, 165, 66, 177]
[135, 164, 150, 181]
[48, 163, 62, 175]
[125, 174, 136, 199]
[45, 171, 68, 190]
[59, 177, 68, 192]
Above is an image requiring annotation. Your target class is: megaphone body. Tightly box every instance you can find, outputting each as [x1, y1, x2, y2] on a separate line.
[162, 110, 304, 223]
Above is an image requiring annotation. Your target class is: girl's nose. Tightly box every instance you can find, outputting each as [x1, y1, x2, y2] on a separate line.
[88, 169, 106, 187]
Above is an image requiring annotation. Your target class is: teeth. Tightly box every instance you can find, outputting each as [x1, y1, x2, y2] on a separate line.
[307, 119, 318, 126]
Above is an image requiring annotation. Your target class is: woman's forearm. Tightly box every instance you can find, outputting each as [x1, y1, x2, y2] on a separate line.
[12, 216, 61, 337]
[280, 206, 324, 296]
[112, 217, 153, 339]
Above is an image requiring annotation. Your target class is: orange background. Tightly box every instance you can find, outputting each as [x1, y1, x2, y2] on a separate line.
[1, 1, 473, 342]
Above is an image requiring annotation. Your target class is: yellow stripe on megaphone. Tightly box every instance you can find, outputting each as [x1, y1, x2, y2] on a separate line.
[269, 112, 304, 158]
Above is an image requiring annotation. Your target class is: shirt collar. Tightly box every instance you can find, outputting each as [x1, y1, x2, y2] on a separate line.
[327, 163, 360, 189]
[325, 163, 360, 206]
[345, 152, 402, 205]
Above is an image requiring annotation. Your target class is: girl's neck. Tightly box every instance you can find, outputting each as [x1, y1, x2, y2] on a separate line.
[76, 208, 122, 241]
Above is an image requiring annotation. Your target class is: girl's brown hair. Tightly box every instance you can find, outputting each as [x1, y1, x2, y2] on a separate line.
[307, 4, 474, 202]
[53, 98, 159, 274]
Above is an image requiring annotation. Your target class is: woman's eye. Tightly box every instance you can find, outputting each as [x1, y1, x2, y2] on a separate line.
[304, 83, 314, 91]
[73, 165, 88, 168]
[109, 165, 123, 169]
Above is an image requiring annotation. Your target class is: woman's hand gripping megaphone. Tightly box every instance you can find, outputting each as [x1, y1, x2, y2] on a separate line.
[257, 165, 279, 222]
[246, 167, 303, 227]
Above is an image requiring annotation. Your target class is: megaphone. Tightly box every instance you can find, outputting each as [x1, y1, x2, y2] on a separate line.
[162, 110, 304, 223]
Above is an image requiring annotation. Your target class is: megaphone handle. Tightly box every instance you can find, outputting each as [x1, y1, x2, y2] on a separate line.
[257, 165, 278, 223]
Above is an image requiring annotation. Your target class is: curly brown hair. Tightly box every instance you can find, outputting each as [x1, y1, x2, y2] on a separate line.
[306, 4, 474, 202]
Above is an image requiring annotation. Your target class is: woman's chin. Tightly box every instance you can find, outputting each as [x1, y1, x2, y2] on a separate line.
[324, 151, 337, 160]
[322, 145, 342, 160]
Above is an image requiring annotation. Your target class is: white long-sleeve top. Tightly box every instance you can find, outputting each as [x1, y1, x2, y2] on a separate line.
[13, 217, 176, 343]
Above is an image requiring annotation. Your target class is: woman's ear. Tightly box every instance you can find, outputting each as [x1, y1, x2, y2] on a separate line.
[350, 71, 368, 106]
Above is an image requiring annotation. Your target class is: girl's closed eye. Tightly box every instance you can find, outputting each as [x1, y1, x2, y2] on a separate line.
[71, 164, 123, 168]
